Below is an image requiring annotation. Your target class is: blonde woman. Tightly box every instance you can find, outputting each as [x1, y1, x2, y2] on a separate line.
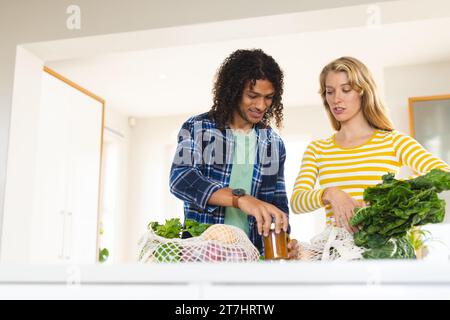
[290, 56, 450, 234]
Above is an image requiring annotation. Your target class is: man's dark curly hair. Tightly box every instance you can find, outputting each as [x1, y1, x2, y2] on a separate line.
[209, 49, 284, 129]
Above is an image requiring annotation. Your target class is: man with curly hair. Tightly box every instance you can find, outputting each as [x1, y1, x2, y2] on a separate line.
[170, 49, 298, 258]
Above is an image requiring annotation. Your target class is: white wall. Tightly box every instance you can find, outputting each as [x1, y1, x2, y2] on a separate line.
[1, 47, 44, 263]
[384, 60, 450, 135]
[102, 108, 132, 263]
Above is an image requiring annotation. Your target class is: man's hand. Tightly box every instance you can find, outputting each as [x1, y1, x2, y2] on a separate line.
[238, 195, 288, 237]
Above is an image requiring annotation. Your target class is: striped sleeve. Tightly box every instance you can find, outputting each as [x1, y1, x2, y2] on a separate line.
[392, 131, 450, 174]
[290, 142, 325, 214]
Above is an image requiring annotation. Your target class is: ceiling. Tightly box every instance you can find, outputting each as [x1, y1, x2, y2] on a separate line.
[43, 3, 450, 118]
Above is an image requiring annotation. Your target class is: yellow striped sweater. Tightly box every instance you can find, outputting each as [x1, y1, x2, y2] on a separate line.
[290, 129, 450, 223]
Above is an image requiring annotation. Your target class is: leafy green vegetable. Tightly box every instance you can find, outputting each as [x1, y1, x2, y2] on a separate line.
[147, 218, 212, 238]
[142, 218, 212, 262]
[362, 237, 415, 259]
[148, 218, 183, 239]
[183, 219, 213, 237]
[350, 169, 450, 259]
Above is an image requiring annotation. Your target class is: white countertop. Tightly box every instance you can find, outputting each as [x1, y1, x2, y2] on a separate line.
[1, 260, 450, 299]
[1, 260, 450, 284]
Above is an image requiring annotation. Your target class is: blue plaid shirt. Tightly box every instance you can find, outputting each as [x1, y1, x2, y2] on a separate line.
[169, 112, 289, 253]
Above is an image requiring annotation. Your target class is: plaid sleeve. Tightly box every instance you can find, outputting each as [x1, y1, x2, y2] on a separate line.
[272, 138, 289, 214]
[271, 138, 291, 234]
[169, 118, 224, 212]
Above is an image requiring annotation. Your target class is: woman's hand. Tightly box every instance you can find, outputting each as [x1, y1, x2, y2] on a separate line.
[322, 187, 362, 234]
[238, 195, 289, 237]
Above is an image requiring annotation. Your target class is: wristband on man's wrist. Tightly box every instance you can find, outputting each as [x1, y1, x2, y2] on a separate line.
[231, 188, 246, 208]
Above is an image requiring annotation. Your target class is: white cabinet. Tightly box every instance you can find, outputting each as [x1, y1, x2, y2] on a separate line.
[30, 71, 103, 264]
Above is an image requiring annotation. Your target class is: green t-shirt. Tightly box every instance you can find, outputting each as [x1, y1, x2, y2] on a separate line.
[224, 129, 256, 236]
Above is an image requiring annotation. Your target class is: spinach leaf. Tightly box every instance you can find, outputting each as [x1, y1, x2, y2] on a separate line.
[183, 219, 212, 237]
[148, 218, 183, 239]
[362, 237, 415, 259]
[350, 169, 450, 258]
[147, 218, 212, 238]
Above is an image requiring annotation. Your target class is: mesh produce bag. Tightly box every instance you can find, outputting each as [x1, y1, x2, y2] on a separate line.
[138, 224, 261, 263]
[297, 226, 365, 261]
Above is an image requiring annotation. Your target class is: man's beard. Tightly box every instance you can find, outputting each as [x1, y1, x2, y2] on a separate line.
[237, 108, 251, 124]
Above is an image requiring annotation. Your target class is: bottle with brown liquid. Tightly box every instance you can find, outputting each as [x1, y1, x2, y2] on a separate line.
[263, 223, 288, 260]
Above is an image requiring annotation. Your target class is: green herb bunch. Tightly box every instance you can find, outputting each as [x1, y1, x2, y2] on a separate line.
[350, 169, 450, 259]
[140, 218, 212, 262]
[148, 218, 212, 238]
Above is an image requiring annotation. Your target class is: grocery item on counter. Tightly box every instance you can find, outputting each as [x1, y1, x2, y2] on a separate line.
[296, 169, 450, 261]
[138, 219, 260, 263]
[263, 223, 288, 260]
[350, 169, 450, 259]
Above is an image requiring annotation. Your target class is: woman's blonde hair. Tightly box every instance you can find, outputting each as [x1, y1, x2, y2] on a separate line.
[319, 56, 394, 131]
